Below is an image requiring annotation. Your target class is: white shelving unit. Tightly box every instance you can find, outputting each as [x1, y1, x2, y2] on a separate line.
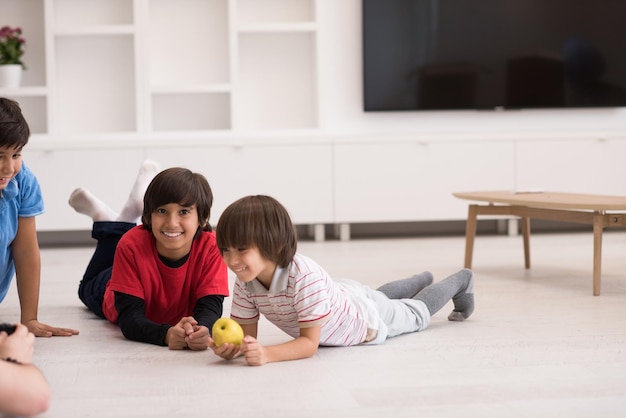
[0, 0, 48, 134]
[2, 0, 323, 234]
[1, 0, 318, 137]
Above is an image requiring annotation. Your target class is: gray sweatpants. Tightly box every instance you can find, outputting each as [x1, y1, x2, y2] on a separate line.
[337, 279, 431, 345]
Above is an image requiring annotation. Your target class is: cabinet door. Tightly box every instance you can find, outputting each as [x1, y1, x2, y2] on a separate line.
[146, 142, 333, 225]
[334, 140, 515, 223]
[25, 149, 147, 231]
[516, 138, 626, 195]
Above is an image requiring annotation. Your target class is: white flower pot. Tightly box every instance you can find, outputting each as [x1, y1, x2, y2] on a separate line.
[0, 64, 23, 88]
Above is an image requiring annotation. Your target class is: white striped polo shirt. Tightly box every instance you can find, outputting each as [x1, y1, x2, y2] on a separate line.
[230, 253, 372, 346]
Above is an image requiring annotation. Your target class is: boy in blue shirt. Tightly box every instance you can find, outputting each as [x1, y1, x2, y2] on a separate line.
[0, 97, 78, 337]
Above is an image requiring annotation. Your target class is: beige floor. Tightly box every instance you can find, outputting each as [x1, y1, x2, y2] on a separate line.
[2, 230, 626, 417]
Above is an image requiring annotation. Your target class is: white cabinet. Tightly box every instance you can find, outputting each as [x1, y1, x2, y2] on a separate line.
[145, 139, 333, 225]
[26, 148, 147, 231]
[516, 136, 626, 196]
[334, 138, 516, 223]
[26, 138, 333, 231]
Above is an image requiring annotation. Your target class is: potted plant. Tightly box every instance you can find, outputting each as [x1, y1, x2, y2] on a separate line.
[0, 26, 26, 88]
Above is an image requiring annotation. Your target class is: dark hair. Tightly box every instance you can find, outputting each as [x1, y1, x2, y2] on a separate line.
[0, 97, 30, 148]
[216, 195, 297, 268]
[0, 323, 16, 335]
[141, 167, 214, 233]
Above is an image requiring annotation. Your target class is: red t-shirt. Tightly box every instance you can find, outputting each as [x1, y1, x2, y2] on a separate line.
[102, 226, 229, 325]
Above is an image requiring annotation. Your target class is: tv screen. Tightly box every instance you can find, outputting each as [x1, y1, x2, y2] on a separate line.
[363, 0, 626, 111]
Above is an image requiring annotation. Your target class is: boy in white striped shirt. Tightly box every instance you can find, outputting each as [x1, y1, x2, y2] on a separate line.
[209, 195, 474, 366]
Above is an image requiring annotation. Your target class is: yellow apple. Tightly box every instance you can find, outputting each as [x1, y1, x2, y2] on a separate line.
[212, 317, 244, 347]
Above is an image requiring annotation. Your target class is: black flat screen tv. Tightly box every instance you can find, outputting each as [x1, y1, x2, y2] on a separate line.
[363, 0, 626, 111]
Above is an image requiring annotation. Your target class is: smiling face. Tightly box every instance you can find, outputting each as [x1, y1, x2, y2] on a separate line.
[216, 196, 298, 275]
[150, 203, 202, 260]
[221, 246, 277, 288]
[0, 145, 23, 191]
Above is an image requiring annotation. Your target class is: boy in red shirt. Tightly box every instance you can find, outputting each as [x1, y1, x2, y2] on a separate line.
[69, 163, 229, 349]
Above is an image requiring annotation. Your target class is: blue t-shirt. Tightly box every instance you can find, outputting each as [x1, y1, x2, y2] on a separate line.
[0, 163, 44, 302]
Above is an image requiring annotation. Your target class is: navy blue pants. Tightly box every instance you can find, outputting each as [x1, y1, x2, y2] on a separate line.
[77, 221, 135, 318]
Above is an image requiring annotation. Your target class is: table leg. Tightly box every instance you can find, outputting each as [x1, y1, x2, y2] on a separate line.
[592, 212, 604, 296]
[464, 205, 478, 269]
[521, 216, 531, 269]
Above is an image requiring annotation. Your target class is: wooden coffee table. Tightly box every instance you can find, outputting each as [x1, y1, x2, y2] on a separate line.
[453, 191, 626, 295]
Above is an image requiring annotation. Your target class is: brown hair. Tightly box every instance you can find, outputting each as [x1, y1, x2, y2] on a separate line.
[0, 98, 30, 148]
[141, 167, 214, 233]
[216, 195, 297, 268]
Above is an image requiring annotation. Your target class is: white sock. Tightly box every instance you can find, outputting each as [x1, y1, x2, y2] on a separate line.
[68, 188, 118, 222]
[116, 159, 161, 223]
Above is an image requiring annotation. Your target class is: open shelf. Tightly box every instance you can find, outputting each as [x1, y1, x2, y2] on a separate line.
[53, 35, 136, 134]
[1, 0, 317, 137]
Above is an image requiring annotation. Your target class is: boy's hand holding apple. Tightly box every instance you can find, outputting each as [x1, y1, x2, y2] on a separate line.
[209, 318, 244, 360]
